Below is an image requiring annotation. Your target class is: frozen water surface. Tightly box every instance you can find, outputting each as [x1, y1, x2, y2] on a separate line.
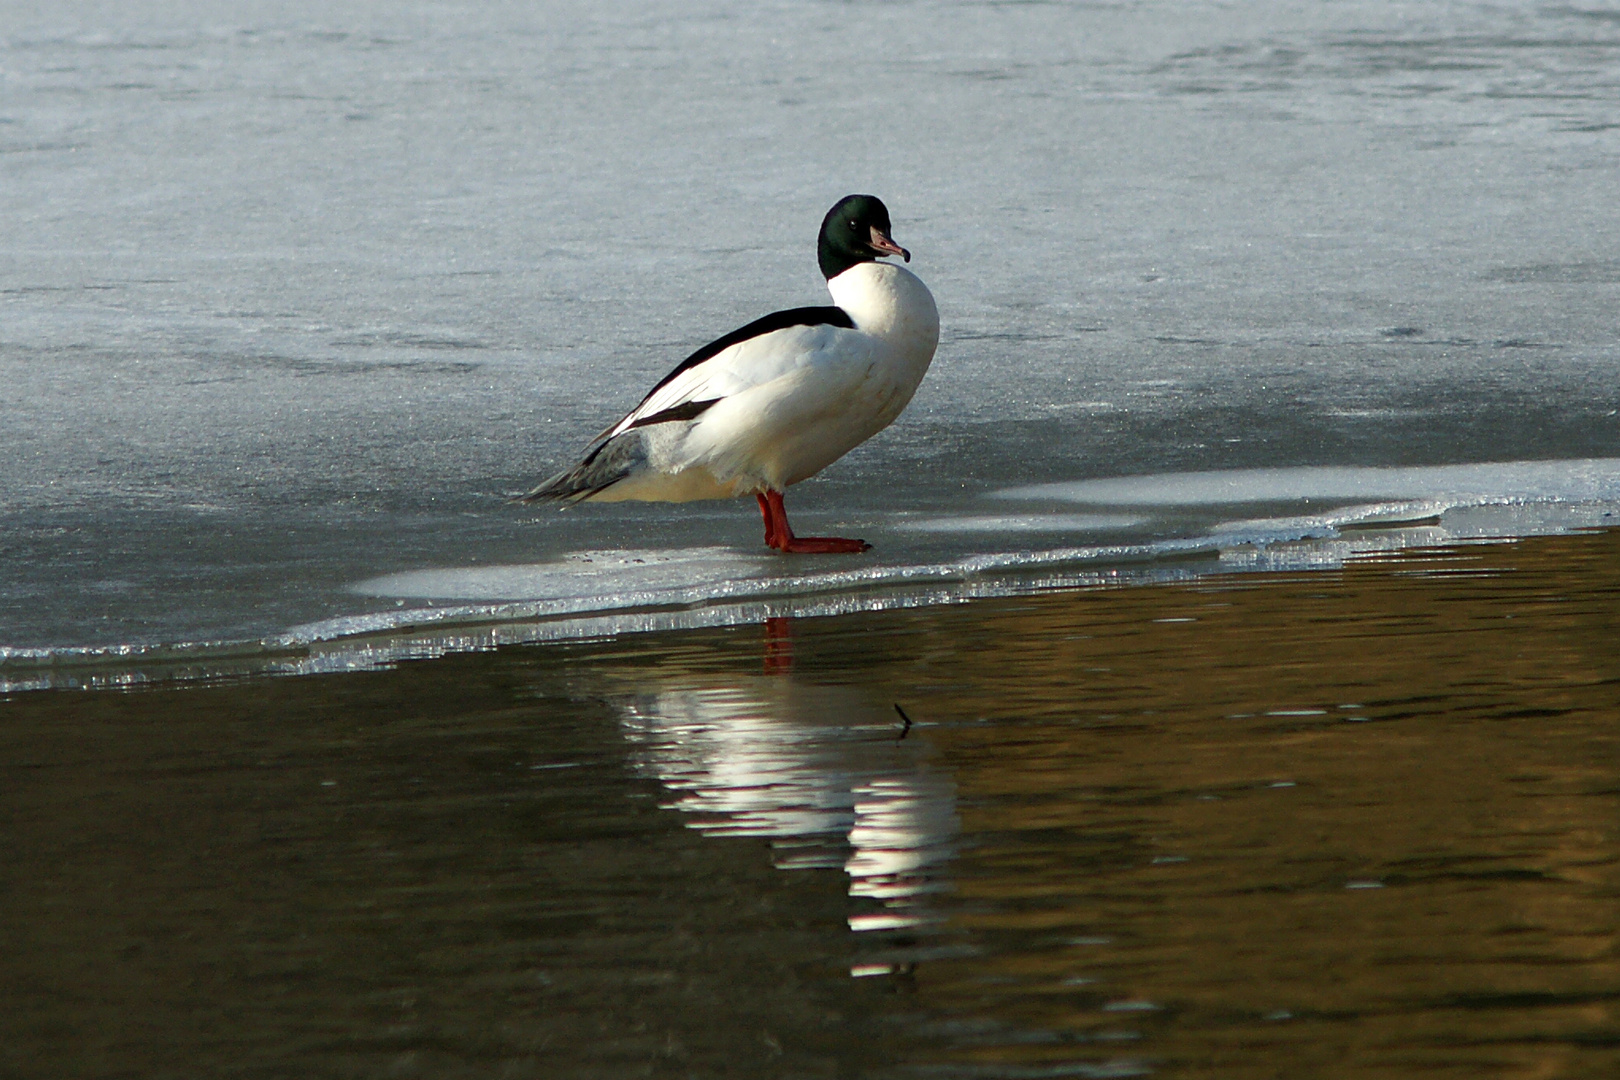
[4, 0, 1620, 680]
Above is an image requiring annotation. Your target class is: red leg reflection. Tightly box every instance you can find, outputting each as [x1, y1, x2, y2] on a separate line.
[763, 616, 794, 675]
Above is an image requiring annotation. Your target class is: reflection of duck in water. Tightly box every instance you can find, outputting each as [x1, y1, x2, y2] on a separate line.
[612, 675, 957, 934]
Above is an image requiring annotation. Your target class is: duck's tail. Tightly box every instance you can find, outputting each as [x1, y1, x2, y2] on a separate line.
[515, 432, 647, 503]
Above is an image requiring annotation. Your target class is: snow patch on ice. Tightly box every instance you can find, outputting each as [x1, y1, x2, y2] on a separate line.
[353, 547, 768, 601]
[992, 459, 1620, 507]
[892, 513, 1145, 534]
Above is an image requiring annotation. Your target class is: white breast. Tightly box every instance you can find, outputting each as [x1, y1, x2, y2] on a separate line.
[828, 261, 940, 364]
[815, 261, 941, 447]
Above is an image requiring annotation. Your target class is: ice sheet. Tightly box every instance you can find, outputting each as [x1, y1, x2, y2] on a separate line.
[4, 0, 1620, 682]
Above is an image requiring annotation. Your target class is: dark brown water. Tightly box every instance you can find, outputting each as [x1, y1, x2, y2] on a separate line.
[4, 530, 1618, 1079]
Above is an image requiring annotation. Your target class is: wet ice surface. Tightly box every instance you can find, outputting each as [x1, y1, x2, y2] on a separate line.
[4, 0, 1620, 671]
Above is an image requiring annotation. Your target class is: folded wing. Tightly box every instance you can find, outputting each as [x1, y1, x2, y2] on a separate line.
[599, 306, 856, 442]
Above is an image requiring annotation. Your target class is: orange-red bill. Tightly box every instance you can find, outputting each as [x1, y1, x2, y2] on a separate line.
[868, 226, 911, 262]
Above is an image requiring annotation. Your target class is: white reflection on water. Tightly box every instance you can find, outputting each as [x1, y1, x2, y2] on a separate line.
[614, 676, 958, 935]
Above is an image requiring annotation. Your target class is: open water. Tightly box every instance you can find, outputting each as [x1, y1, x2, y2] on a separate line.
[3, 529, 1617, 1078]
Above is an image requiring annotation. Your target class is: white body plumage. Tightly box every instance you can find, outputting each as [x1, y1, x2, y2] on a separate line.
[588, 260, 939, 502]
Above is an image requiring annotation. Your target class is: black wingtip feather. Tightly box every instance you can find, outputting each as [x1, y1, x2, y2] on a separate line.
[516, 431, 647, 504]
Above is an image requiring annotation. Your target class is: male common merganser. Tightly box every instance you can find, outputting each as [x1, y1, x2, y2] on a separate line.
[520, 194, 939, 553]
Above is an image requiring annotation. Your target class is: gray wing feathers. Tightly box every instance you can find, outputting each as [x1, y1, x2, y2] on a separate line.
[516, 431, 648, 503]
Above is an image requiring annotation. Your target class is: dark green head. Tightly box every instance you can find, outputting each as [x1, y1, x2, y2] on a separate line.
[817, 194, 911, 280]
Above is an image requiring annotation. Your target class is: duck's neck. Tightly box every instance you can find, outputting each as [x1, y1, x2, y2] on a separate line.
[826, 262, 939, 344]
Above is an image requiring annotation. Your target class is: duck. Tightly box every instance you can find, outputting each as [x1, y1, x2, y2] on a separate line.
[520, 194, 939, 554]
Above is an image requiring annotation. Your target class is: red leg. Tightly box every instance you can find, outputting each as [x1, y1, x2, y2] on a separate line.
[756, 493, 778, 548]
[759, 489, 870, 554]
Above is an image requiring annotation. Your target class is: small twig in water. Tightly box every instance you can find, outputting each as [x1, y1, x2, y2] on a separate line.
[894, 703, 913, 740]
